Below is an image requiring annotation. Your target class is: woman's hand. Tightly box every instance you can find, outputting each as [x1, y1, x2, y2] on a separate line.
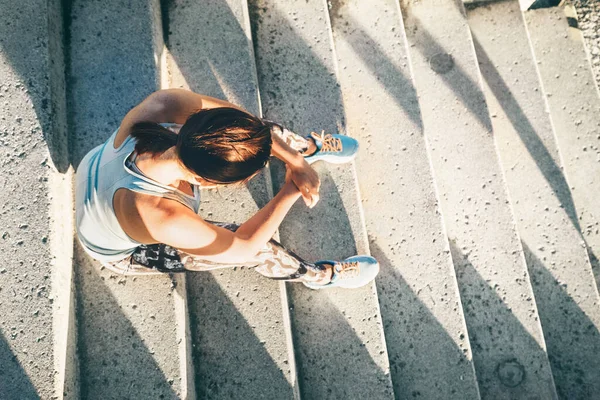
[286, 159, 321, 208]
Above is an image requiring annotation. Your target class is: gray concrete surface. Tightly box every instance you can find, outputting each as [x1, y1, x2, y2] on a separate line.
[574, 0, 600, 91]
[66, 0, 185, 397]
[524, 5, 600, 299]
[467, 2, 600, 398]
[0, 0, 70, 398]
[74, 250, 182, 399]
[399, 0, 558, 398]
[328, 0, 480, 398]
[165, 0, 296, 398]
[249, 0, 394, 398]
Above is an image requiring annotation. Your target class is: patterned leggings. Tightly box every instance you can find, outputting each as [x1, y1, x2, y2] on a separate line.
[106, 128, 329, 283]
[107, 223, 328, 283]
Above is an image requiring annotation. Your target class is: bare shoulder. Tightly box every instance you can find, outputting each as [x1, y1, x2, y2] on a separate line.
[113, 90, 172, 149]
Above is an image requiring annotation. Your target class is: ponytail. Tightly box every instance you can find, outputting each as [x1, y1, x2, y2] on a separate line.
[130, 108, 273, 184]
[129, 122, 178, 156]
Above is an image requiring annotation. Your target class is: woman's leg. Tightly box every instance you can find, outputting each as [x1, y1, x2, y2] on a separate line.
[179, 222, 330, 284]
[106, 222, 330, 284]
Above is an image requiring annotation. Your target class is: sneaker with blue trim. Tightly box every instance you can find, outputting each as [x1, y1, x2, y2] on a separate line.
[303, 255, 379, 290]
[303, 130, 359, 165]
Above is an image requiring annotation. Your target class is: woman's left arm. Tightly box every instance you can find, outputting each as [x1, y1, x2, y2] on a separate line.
[270, 127, 321, 208]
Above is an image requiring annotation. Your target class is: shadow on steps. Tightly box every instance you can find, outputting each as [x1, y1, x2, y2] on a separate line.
[329, 13, 424, 131]
[0, 331, 38, 400]
[471, 34, 581, 234]
[187, 270, 293, 400]
[448, 240, 557, 399]
[74, 244, 180, 400]
[522, 241, 600, 399]
[370, 241, 479, 400]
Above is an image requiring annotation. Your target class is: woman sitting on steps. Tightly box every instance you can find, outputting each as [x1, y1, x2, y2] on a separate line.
[75, 89, 379, 289]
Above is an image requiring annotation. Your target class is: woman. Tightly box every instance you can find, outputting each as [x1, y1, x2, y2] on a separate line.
[75, 89, 379, 289]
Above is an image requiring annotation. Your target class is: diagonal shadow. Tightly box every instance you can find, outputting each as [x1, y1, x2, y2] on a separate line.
[522, 241, 600, 399]
[370, 241, 480, 399]
[187, 271, 293, 399]
[588, 247, 600, 298]
[471, 34, 581, 233]
[405, 15, 493, 133]
[161, 0, 260, 113]
[0, 0, 69, 173]
[448, 240, 557, 399]
[0, 331, 39, 400]
[0, 4, 69, 399]
[249, 1, 393, 398]
[286, 284, 393, 399]
[66, 0, 161, 168]
[329, 13, 423, 130]
[74, 245, 180, 400]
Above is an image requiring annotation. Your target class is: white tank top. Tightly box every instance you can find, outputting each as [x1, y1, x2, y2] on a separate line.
[75, 124, 201, 262]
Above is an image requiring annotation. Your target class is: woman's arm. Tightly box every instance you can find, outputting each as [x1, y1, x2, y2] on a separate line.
[270, 126, 321, 208]
[149, 174, 302, 263]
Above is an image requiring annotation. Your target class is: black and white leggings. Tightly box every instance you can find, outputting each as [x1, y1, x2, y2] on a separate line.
[108, 222, 328, 283]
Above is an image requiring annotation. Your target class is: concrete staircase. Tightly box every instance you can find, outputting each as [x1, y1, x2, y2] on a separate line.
[1, 0, 599, 399]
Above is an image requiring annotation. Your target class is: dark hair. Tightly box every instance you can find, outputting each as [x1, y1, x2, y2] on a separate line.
[130, 108, 274, 184]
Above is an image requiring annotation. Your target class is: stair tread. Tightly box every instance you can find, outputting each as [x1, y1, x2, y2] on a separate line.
[524, 5, 600, 299]
[329, 0, 480, 398]
[250, 0, 394, 398]
[400, 0, 557, 397]
[468, 2, 600, 398]
[0, 1, 67, 398]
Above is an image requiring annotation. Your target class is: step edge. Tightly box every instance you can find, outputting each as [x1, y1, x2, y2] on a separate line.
[462, 0, 559, 396]
[159, 12, 197, 396]
[522, 3, 600, 311]
[46, 0, 79, 397]
[323, 0, 395, 396]
[394, 0, 483, 396]
[241, 0, 300, 396]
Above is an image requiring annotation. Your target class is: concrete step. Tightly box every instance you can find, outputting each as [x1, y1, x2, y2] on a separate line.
[523, 4, 600, 310]
[164, 0, 297, 398]
[66, 0, 189, 398]
[327, 0, 480, 398]
[398, 0, 558, 397]
[466, 1, 600, 398]
[249, 0, 394, 398]
[0, 0, 72, 398]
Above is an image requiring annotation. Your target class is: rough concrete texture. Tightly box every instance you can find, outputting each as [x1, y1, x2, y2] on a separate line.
[0, 0, 70, 398]
[399, 0, 558, 398]
[66, 0, 184, 397]
[573, 0, 600, 91]
[67, 0, 163, 166]
[249, 0, 394, 398]
[74, 250, 182, 399]
[524, 5, 600, 299]
[467, 1, 600, 398]
[328, 0, 480, 398]
[165, 0, 295, 397]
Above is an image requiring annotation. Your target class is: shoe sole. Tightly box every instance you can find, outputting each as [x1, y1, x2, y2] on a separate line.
[306, 152, 357, 165]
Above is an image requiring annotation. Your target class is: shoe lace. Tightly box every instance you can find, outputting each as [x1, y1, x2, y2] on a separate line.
[334, 261, 359, 279]
[310, 130, 342, 153]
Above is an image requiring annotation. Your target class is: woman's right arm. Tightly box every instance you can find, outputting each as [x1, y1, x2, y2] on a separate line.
[149, 179, 302, 264]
